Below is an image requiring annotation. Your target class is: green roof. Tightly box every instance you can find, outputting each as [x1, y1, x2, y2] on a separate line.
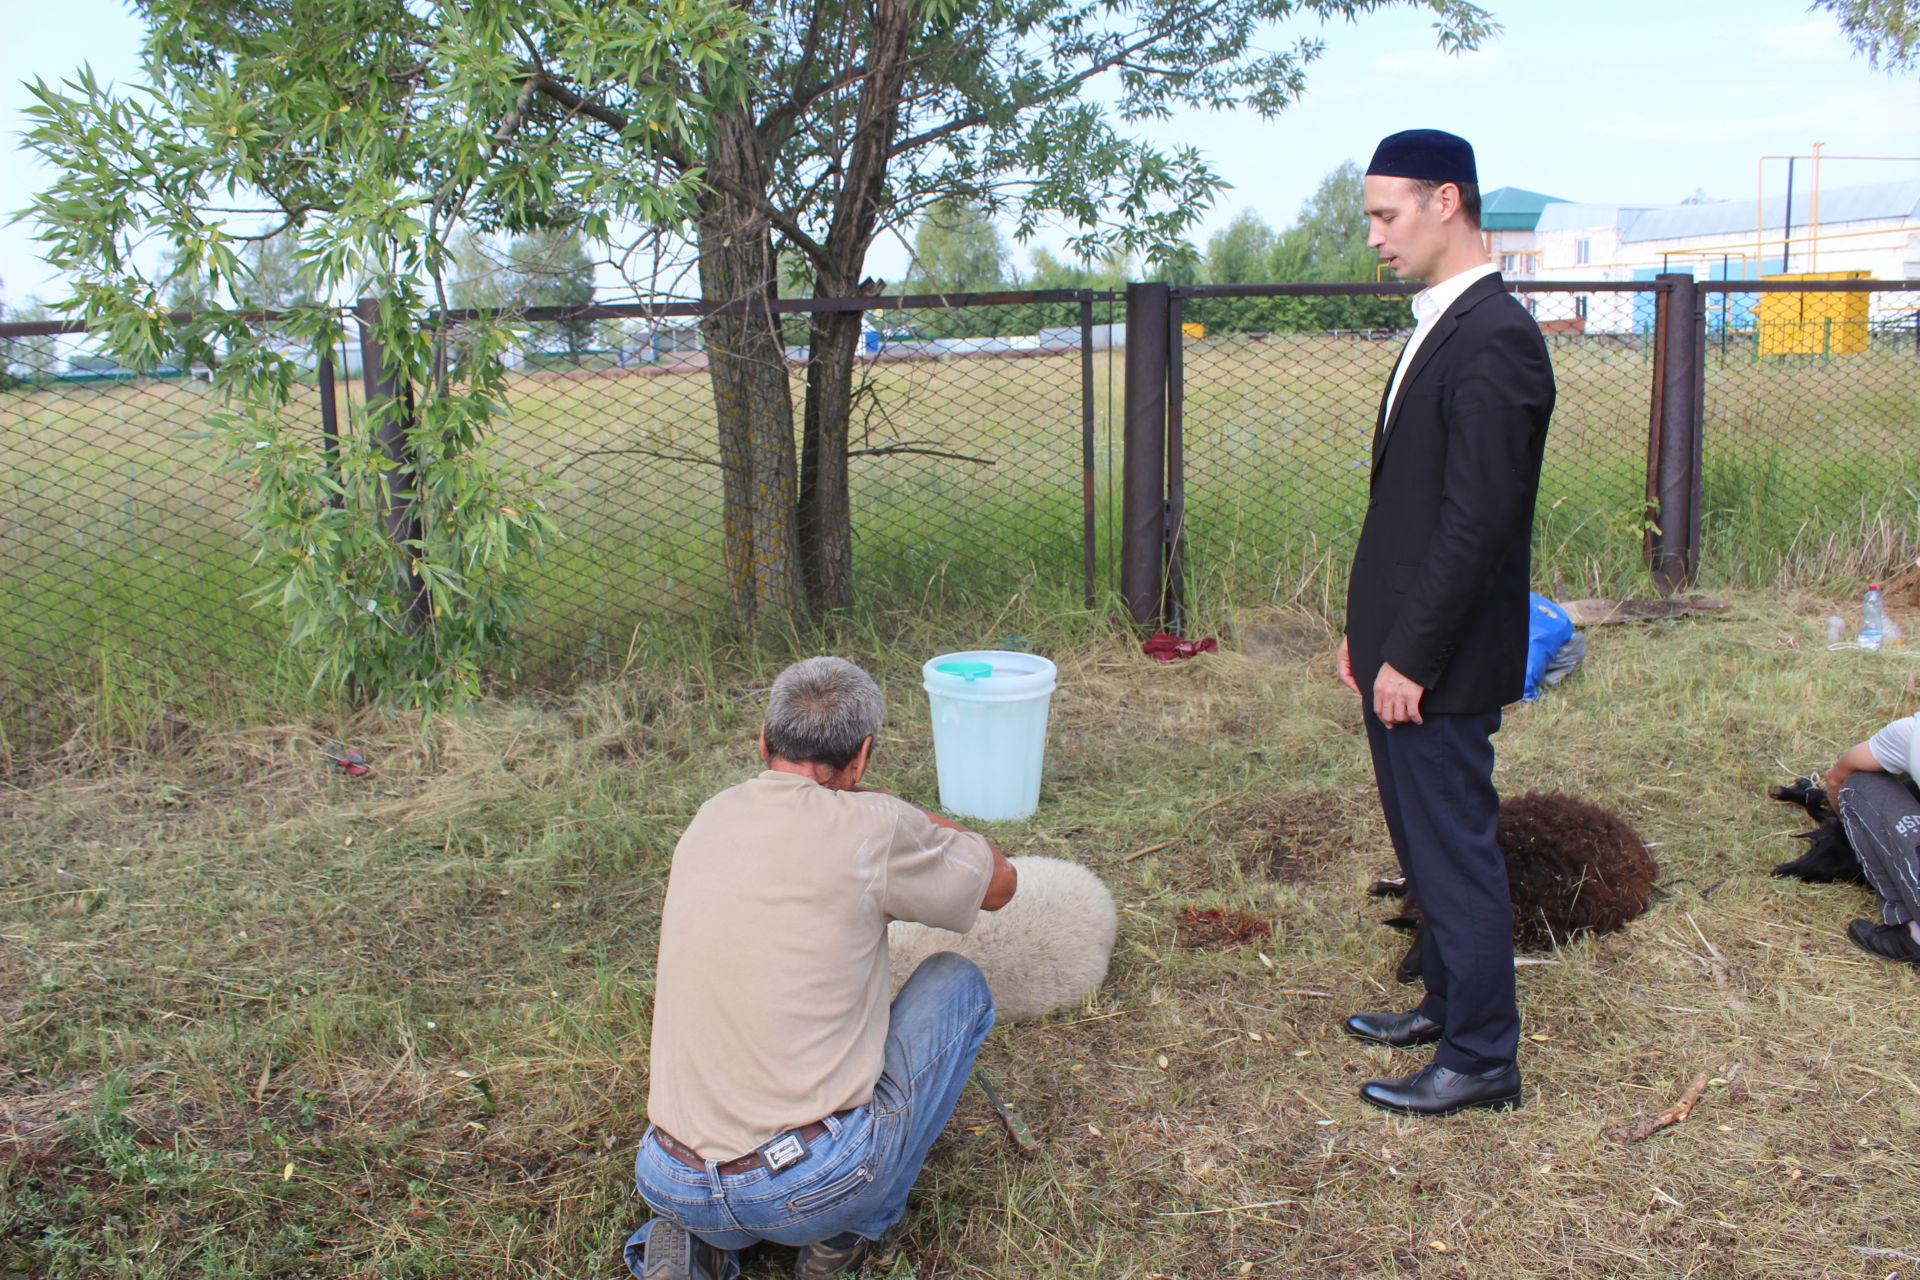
[1480, 186, 1570, 232]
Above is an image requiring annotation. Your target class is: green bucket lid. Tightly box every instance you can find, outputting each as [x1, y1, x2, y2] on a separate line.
[934, 660, 993, 681]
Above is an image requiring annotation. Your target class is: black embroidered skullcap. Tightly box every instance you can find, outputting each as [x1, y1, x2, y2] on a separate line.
[1366, 129, 1477, 185]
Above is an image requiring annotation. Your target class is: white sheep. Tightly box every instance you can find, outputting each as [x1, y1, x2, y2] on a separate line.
[888, 855, 1117, 1023]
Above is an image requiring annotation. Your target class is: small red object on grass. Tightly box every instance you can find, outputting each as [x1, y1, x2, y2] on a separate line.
[323, 743, 370, 776]
[1143, 632, 1218, 662]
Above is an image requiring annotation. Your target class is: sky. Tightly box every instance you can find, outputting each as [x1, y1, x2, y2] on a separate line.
[2, 0, 1917, 306]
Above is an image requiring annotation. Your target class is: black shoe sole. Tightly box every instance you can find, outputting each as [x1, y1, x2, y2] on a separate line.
[1359, 1088, 1523, 1117]
[1343, 1021, 1443, 1049]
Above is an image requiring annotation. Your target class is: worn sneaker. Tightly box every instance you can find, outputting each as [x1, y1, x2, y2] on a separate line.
[792, 1224, 902, 1279]
[641, 1219, 734, 1280]
[1847, 919, 1920, 967]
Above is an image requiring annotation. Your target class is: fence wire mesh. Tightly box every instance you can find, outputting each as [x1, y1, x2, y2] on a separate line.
[1172, 284, 1660, 611]
[493, 298, 1114, 679]
[1, 331, 283, 734]
[1696, 285, 1920, 584]
[5, 281, 1916, 741]
[0, 298, 1114, 736]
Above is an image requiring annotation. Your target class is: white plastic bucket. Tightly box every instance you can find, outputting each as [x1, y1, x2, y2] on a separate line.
[921, 650, 1057, 821]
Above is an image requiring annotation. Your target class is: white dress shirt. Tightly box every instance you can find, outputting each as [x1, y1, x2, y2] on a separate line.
[1383, 261, 1501, 423]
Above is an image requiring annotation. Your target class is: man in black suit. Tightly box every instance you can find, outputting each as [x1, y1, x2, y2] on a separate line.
[1335, 129, 1555, 1116]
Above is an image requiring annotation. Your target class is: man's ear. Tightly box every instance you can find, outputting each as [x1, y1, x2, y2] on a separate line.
[845, 735, 874, 785]
[1436, 181, 1463, 222]
[757, 724, 770, 762]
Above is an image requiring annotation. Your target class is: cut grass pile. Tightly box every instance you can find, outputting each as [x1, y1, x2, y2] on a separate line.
[5, 593, 1919, 1278]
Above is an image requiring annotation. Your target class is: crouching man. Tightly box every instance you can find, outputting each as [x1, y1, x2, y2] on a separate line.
[625, 657, 1018, 1280]
[1825, 710, 1920, 969]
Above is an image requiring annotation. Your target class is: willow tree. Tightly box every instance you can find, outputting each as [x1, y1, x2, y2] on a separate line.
[28, 0, 1497, 646]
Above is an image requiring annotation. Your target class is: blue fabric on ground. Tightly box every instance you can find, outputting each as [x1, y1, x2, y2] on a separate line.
[1522, 594, 1574, 702]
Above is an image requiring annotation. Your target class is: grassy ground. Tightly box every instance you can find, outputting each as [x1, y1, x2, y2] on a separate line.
[6, 591, 1919, 1278]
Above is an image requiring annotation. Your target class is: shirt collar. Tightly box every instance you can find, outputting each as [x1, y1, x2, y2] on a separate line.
[1410, 261, 1499, 324]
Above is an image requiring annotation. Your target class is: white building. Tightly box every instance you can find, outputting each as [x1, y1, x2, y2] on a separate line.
[1531, 179, 1920, 333]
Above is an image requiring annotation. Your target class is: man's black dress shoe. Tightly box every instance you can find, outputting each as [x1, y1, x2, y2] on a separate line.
[1343, 1010, 1443, 1048]
[1359, 1061, 1522, 1116]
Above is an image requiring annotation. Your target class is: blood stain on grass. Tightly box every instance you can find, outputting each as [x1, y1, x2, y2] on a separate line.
[1176, 907, 1271, 948]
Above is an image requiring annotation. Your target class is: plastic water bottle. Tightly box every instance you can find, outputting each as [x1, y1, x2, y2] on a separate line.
[1859, 585, 1885, 650]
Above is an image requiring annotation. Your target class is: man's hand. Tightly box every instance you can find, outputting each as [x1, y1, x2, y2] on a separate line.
[1336, 636, 1361, 694]
[1372, 661, 1426, 727]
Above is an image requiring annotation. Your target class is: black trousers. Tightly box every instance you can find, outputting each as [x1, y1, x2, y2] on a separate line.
[1363, 707, 1518, 1073]
[1835, 771, 1920, 928]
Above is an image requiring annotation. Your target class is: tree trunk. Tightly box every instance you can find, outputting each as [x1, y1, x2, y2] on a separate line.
[698, 108, 803, 624]
[796, 0, 916, 612]
[798, 305, 860, 610]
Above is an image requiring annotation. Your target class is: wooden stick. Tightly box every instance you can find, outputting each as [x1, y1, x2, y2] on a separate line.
[1190, 788, 1251, 821]
[1122, 839, 1176, 863]
[1156, 1198, 1301, 1218]
[1605, 1071, 1711, 1144]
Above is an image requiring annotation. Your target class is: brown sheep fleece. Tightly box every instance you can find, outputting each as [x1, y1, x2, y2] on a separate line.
[1495, 791, 1657, 950]
[1373, 792, 1657, 976]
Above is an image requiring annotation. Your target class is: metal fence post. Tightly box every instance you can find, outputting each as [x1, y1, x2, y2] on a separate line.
[316, 334, 344, 510]
[1163, 292, 1187, 635]
[353, 297, 428, 626]
[1079, 296, 1098, 611]
[1121, 282, 1169, 626]
[1645, 274, 1702, 592]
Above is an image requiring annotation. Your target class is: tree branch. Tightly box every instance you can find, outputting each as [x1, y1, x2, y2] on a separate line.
[847, 441, 996, 465]
[887, 28, 1178, 159]
[225, 207, 318, 241]
[525, 71, 834, 268]
[491, 76, 543, 148]
[759, 62, 874, 142]
[555, 446, 720, 477]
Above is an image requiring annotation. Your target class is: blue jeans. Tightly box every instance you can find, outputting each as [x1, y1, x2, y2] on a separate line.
[624, 952, 995, 1278]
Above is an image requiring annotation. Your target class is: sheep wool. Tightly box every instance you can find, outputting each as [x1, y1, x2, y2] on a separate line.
[887, 855, 1117, 1023]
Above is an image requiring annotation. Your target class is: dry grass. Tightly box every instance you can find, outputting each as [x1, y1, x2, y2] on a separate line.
[5, 592, 1920, 1278]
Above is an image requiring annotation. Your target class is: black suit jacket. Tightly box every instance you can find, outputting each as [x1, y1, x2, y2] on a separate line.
[1345, 272, 1555, 715]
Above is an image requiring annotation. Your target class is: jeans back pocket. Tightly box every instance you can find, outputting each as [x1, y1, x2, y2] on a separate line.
[785, 1163, 873, 1215]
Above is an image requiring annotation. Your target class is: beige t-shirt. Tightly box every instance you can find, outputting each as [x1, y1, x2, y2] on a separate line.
[646, 770, 994, 1160]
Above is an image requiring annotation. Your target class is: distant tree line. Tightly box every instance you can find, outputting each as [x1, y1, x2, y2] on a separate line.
[897, 161, 1406, 338]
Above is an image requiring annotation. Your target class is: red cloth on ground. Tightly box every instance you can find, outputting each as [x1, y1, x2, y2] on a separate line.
[1142, 632, 1218, 662]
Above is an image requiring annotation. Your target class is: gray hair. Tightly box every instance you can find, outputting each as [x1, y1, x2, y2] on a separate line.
[763, 656, 886, 770]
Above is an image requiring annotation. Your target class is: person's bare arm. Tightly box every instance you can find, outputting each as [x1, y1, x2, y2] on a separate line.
[1826, 741, 1884, 795]
[980, 848, 1018, 910]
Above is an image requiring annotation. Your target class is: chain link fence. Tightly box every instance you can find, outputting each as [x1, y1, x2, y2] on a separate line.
[1696, 284, 1920, 584]
[5, 281, 1916, 742]
[0, 297, 1114, 738]
[493, 298, 1116, 679]
[1170, 284, 1663, 614]
[0, 331, 283, 735]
